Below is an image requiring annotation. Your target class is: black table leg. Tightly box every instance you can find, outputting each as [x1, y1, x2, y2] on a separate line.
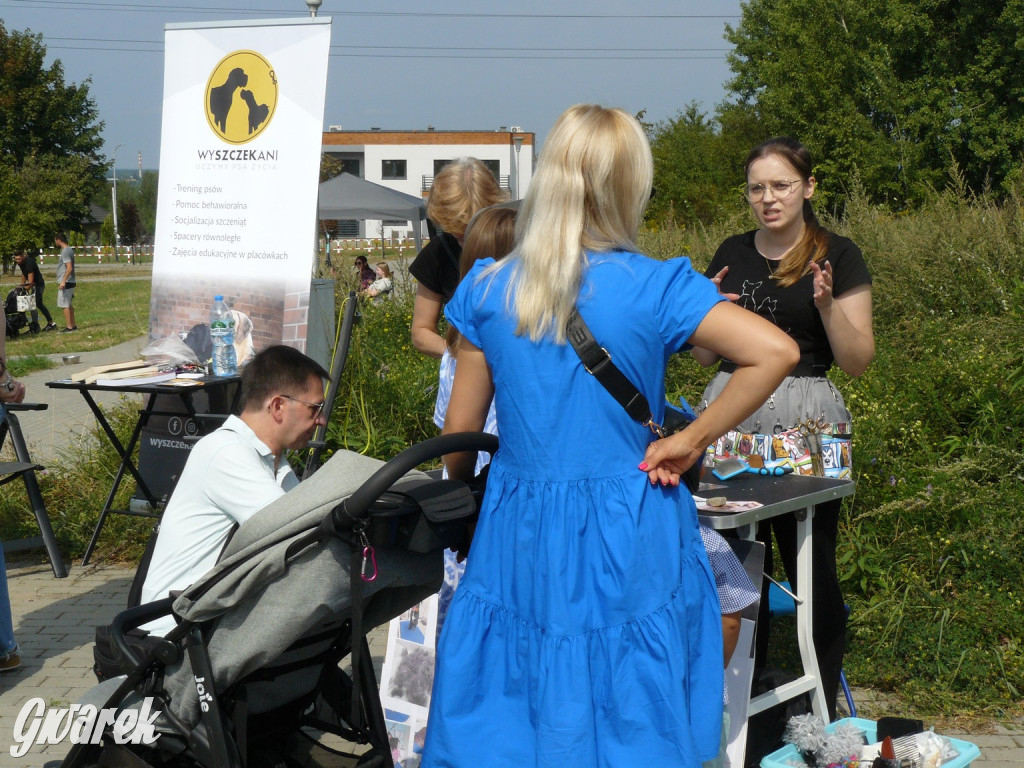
[80, 391, 160, 566]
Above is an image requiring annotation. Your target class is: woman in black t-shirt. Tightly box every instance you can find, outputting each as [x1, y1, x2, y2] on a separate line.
[408, 158, 507, 359]
[692, 137, 874, 720]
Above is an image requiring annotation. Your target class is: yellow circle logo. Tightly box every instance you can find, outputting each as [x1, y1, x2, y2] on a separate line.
[205, 50, 278, 144]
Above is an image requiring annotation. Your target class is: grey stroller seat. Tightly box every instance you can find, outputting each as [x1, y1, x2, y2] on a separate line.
[63, 432, 496, 768]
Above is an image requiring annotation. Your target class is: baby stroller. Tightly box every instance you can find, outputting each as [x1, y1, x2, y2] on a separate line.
[5, 286, 32, 338]
[63, 432, 496, 768]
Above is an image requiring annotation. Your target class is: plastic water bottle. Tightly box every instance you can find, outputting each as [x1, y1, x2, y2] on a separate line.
[209, 295, 237, 377]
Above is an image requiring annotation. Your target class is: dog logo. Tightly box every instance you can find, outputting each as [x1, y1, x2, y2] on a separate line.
[204, 51, 278, 144]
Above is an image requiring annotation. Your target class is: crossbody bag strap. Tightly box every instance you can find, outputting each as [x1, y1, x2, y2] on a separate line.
[566, 308, 658, 431]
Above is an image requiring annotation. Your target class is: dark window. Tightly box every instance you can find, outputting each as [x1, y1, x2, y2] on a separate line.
[382, 159, 406, 179]
[325, 156, 360, 177]
[481, 159, 500, 180]
[336, 220, 359, 237]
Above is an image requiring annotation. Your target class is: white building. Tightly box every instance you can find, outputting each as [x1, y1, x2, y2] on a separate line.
[320, 127, 535, 241]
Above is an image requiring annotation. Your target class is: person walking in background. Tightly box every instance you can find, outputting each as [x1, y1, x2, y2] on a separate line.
[0, 329, 28, 672]
[426, 104, 798, 766]
[54, 233, 78, 333]
[13, 250, 56, 333]
[692, 136, 874, 719]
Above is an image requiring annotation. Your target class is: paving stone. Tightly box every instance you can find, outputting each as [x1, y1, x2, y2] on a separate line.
[969, 735, 1019, 748]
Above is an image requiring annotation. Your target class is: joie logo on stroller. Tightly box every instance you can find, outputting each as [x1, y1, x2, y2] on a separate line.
[194, 674, 215, 712]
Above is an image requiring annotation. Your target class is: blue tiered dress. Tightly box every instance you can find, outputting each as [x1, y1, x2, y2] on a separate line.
[423, 251, 726, 767]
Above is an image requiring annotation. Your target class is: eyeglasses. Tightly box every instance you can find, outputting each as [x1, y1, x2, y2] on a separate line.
[280, 394, 326, 419]
[744, 179, 803, 202]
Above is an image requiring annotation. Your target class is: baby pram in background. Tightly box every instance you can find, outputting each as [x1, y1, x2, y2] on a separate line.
[63, 432, 496, 768]
[4, 286, 32, 338]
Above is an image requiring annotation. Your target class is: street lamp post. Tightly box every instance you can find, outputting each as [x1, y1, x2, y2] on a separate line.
[512, 135, 524, 199]
[305, 0, 323, 17]
[110, 143, 123, 262]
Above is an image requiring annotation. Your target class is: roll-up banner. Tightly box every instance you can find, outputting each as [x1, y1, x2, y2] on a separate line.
[138, 18, 330, 504]
[150, 17, 331, 355]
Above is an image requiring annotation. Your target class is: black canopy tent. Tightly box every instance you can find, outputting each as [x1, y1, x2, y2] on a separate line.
[317, 172, 427, 251]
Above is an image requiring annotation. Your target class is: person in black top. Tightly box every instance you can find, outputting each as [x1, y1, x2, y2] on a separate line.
[692, 137, 875, 720]
[13, 251, 56, 332]
[408, 158, 507, 359]
[353, 255, 375, 291]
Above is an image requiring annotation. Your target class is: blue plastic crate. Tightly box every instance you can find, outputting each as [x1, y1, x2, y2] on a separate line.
[760, 717, 981, 768]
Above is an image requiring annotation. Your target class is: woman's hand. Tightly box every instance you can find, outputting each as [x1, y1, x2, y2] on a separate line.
[0, 379, 26, 404]
[709, 267, 740, 302]
[638, 429, 704, 487]
[811, 262, 875, 377]
[809, 260, 834, 308]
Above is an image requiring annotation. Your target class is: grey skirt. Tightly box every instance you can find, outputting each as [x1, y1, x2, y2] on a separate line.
[700, 372, 853, 437]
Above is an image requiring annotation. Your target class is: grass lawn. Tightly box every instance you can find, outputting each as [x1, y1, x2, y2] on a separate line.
[1, 263, 152, 375]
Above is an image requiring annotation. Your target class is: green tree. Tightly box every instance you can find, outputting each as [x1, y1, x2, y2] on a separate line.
[647, 103, 760, 227]
[101, 216, 114, 248]
[118, 201, 142, 245]
[0, 154, 99, 251]
[723, 0, 1024, 205]
[320, 154, 346, 182]
[135, 171, 159, 241]
[0, 21, 106, 252]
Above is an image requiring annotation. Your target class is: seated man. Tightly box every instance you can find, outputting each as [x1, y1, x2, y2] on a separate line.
[139, 344, 329, 636]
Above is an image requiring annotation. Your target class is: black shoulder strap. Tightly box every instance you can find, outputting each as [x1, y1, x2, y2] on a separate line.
[566, 309, 654, 427]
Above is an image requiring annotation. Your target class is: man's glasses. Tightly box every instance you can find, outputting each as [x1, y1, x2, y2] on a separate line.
[744, 179, 803, 202]
[280, 394, 326, 419]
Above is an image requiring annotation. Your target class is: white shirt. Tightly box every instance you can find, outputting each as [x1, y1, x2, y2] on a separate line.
[140, 415, 298, 635]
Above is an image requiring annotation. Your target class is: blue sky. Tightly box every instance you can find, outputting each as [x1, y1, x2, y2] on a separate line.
[0, 0, 743, 171]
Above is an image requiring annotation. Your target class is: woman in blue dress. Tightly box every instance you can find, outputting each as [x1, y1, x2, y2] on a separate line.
[424, 104, 799, 767]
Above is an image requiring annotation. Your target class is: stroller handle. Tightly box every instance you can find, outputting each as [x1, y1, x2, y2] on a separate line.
[321, 432, 498, 537]
[108, 597, 177, 671]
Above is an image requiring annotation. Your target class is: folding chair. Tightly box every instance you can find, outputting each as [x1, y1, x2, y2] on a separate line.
[0, 402, 66, 577]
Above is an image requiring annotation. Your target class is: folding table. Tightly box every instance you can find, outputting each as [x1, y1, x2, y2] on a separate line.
[698, 473, 855, 721]
[46, 374, 241, 565]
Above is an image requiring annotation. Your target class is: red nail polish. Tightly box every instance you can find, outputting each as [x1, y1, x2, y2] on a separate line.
[638, 462, 649, 471]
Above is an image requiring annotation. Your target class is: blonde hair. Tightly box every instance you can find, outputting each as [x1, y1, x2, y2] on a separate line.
[375, 261, 392, 279]
[427, 158, 507, 240]
[445, 205, 518, 354]
[501, 104, 652, 342]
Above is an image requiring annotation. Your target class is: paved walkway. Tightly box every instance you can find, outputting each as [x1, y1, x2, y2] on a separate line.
[11, 334, 154, 467]
[1, 337, 1021, 765]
